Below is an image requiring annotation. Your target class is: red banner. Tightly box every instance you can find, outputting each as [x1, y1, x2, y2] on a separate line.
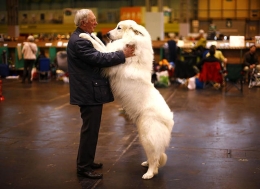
[120, 7, 142, 24]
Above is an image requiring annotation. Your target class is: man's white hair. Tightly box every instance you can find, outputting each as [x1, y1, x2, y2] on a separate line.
[27, 35, 34, 42]
[74, 9, 91, 27]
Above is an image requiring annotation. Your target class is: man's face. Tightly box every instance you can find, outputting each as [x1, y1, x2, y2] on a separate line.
[250, 46, 256, 53]
[83, 11, 97, 34]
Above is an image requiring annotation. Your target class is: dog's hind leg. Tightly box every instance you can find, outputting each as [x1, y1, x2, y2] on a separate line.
[141, 153, 167, 168]
[141, 144, 162, 179]
[142, 162, 159, 179]
[138, 129, 161, 179]
[146, 153, 167, 177]
[137, 117, 171, 179]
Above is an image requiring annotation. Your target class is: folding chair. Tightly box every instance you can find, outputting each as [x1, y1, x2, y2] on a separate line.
[199, 62, 223, 89]
[248, 67, 260, 88]
[224, 63, 244, 93]
[38, 58, 51, 82]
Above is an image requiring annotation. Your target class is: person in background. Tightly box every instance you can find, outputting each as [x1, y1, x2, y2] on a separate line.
[163, 33, 179, 65]
[243, 45, 260, 81]
[35, 48, 46, 70]
[67, 9, 135, 179]
[206, 44, 227, 67]
[197, 45, 223, 89]
[193, 29, 207, 60]
[35, 48, 52, 80]
[194, 29, 207, 49]
[21, 35, 38, 83]
[197, 45, 223, 71]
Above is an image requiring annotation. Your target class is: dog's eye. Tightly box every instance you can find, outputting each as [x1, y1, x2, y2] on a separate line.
[117, 26, 121, 30]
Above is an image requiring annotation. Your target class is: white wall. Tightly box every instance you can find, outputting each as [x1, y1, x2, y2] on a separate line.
[145, 12, 164, 40]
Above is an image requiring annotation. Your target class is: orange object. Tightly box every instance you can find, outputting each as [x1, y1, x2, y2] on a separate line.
[120, 7, 142, 24]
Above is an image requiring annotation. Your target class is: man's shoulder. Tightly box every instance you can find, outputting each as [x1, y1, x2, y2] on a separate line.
[244, 51, 251, 55]
[68, 31, 88, 46]
[68, 35, 92, 48]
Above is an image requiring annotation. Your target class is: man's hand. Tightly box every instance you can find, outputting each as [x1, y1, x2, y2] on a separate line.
[123, 44, 135, 58]
[250, 64, 255, 69]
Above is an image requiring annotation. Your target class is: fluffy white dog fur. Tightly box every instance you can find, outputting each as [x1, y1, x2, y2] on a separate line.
[79, 20, 174, 179]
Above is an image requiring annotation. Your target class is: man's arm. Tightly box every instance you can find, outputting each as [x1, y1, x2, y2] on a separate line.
[72, 39, 126, 68]
[243, 52, 251, 67]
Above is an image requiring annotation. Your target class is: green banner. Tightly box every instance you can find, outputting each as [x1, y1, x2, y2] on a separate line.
[49, 47, 57, 63]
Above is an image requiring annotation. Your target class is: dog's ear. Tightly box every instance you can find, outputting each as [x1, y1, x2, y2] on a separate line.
[129, 27, 144, 36]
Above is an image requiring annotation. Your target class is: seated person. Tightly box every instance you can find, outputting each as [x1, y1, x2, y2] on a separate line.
[243, 45, 260, 76]
[206, 45, 227, 67]
[197, 45, 223, 89]
[197, 45, 223, 71]
[35, 49, 47, 70]
[35, 49, 50, 80]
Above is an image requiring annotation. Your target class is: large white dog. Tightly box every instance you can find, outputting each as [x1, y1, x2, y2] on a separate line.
[79, 20, 174, 179]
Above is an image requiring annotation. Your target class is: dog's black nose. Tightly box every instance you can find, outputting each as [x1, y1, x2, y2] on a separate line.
[106, 33, 110, 38]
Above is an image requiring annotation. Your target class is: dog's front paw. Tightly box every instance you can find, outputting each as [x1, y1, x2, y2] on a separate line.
[79, 33, 89, 39]
[141, 161, 149, 167]
[142, 172, 154, 179]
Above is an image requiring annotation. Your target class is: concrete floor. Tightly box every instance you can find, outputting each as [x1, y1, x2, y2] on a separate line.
[0, 78, 260, 189]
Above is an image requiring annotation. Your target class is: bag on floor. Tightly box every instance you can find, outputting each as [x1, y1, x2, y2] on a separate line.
[154, 71, 170, 88]
[188, 76, 196, 90]
[195, 77, 204, 89]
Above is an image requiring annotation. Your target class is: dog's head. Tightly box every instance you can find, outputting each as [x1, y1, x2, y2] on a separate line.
[107, 20, 145, 41]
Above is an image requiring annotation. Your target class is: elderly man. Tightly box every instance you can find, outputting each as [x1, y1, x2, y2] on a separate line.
[67, 9, 135, 179]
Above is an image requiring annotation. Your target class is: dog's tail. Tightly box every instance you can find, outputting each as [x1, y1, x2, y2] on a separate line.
[159, 153, 167, 168]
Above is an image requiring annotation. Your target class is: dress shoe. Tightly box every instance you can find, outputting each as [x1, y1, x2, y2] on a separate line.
[91, 162, 103, 169]
[77, 170, 103, 179]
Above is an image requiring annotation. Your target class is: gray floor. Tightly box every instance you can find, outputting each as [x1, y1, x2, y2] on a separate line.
[0, 78, 260, 189]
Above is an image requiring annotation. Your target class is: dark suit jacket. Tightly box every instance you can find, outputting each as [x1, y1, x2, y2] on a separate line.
[243, 51, 259, 67]
[197, 55, 222, 71]
[67, 27, 126, 105]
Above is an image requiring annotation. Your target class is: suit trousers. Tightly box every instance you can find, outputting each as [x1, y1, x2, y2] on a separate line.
[77, 104, 103, 171]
